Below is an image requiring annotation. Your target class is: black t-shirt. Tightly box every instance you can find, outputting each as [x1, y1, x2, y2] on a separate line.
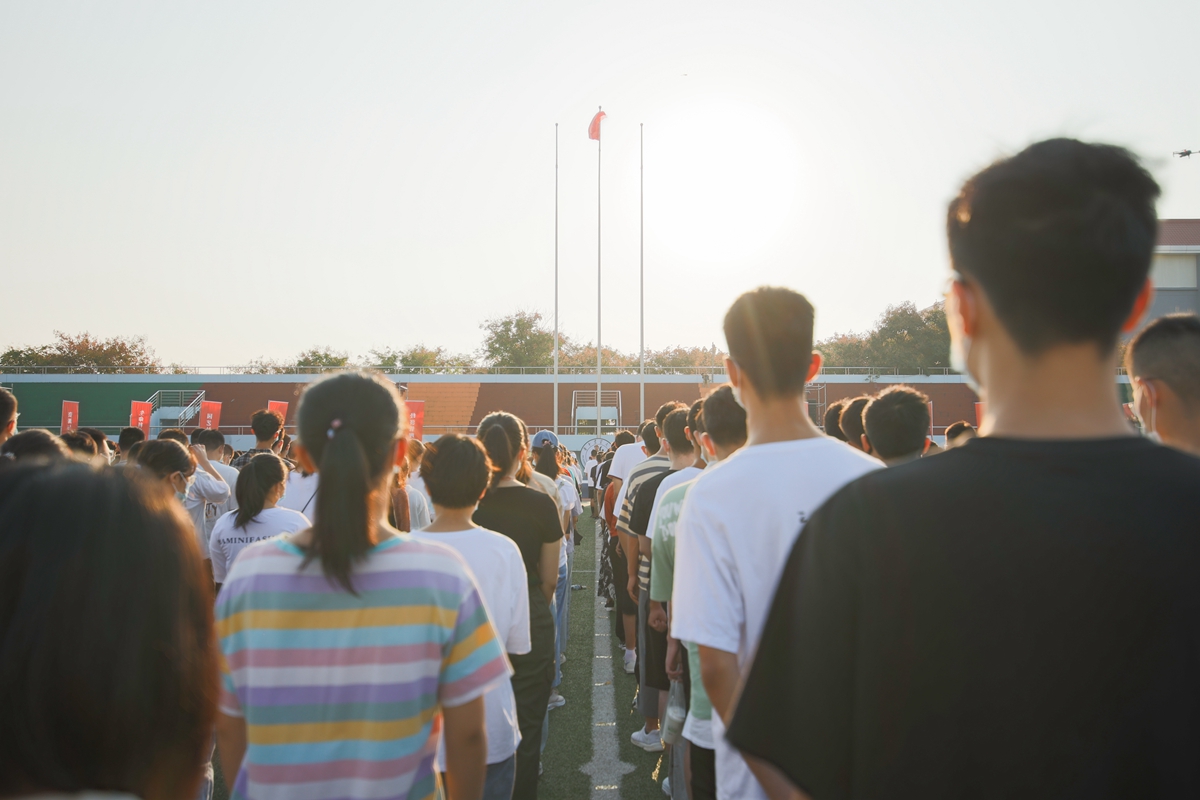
[729, 436, 1200, 799]
[473, 485, 562, 585]
[629, 469, 676, 538]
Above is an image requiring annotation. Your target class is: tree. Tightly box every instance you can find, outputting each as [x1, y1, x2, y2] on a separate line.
[293, 347, 351, 369]
[478, 311, 559, 367]
[0, 332, 160, 373]
[817, 302, 951, 374]
[368, 345, 475, 371]
[644, 344, 727, 371]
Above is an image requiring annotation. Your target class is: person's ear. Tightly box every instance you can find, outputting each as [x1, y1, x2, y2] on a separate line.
[951, 279, 980, 338]
[725, 356, 741, 389]
[860, 434, 872, 454]
[807, 351, 824, 383]
[641, 445, 649, 456]
[699, 432, 717, 459]
[922, 437, 931, 455]
[294, 442, 318, 474]
[1122, 278, 1155, 335]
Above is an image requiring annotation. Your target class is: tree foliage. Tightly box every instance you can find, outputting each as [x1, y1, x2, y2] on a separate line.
[0, 332, 160, 373]
[478, 311, 557, 367]
[368, 345, 474, 371]
[816, 302, 951, 373]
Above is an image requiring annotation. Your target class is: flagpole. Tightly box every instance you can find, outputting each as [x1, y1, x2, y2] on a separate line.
[639, 123, 645, 424]
[596, 106, 603, 437]
[553, 123, 559, 436]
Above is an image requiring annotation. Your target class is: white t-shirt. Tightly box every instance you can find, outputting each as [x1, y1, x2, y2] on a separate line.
[209, 506, 311, 584]
[584, 459, 598, 486]
[204, 461, 241, 540]
[671, 437, 881, 800]
[609, 442, 648, 514]
[407, 485, 432, 530]
[184, 468, 232, 560]
[278, 470, 319, 518]
[410, 527, 530, 767]
[645, 466, 703, 543]
[408, 473, 432, 505]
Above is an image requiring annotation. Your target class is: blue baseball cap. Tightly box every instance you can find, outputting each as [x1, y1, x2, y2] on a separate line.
[530, 430, 559, 449]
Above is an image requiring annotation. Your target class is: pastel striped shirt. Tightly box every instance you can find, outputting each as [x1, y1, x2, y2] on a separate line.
[215, 535, 511, 800]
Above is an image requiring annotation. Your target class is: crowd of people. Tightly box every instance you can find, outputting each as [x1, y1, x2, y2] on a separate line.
[3, 136, 1200, 800]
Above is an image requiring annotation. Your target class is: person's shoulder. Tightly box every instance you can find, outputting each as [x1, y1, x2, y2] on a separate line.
[266, 506, 311, 526]
[474, 526, 527, 563]
[222, 537, 296, 583]
[211, 509, 237, 535]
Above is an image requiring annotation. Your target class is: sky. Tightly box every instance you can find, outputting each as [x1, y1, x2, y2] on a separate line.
[4, 1, 1200, 366]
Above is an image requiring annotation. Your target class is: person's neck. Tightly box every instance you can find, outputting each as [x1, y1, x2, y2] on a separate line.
[744, 392, 822, 446]
[423, 505, 478, 532]
[1158, 408, 1200, 457]
[263, 497, 279, 510]
[255, 440, 275, 451]
[669, 449, 694, 470]
[980, 341, 1132, 440]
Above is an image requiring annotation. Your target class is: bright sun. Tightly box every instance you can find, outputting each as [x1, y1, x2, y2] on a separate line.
[647, 99, 801, 263]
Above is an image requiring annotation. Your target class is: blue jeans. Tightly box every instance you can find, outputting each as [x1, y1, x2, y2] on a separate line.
[552, 556, 569, 688]
[483, 754, 516, 800]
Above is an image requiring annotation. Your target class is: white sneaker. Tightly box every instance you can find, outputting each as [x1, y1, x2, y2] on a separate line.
[623, 649, 636, 674]
[548, 691, 566, 710]
[662, 776, 671, 796]
[559, 652, 567, 664]
[630, 727, 664, 752]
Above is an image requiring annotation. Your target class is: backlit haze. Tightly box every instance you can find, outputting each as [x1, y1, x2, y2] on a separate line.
[3, 1, 1200, 365]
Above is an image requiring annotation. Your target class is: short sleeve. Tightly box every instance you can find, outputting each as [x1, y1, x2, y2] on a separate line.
[506, 552, 532, 656]
[191, 469, 231, 504]
[628, 478, 658, 537]
[217, 649, 244, 718]
[214, 590, 244, 718]
[669, 486, 742, 654]
[440, 574, 512, 708]
[210, 519, 229, 583]
[532, 493, 564, 545]
[727, 485, 863, 799]
[649, 519, 673, 603]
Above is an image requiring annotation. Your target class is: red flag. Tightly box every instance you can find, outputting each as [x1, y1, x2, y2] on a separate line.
[268, 401, 289, 423]
[60, 401, 79, 434]
[588, 109, 606, 141]
[131, 401, 153, 436]
[407, 400, 425, 441]
[975, 401, 986, 427]
[200, 401, 222, 430]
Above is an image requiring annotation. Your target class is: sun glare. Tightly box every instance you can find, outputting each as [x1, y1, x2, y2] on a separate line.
[648, 100, 801, 263]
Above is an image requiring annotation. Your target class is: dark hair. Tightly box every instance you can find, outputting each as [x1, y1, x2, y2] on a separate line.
[533, 443, 561, 479]
[118, 426, 146, 453]
[823, 398, 849, 441]
[250, 409, 284, 442]
[724, 287, 816, 397]
[701, 385, 748, 449]
[189, 428, 204, 445]
[126, 440, 146, 462]
[945, 420, 977, 443]
[612, 430, 636, 449]
[61, 430, 99, 458]
[656, 401, 687, 431]
[663, 408, 693, 455]
[0, 387, 15, 428]
[687, 399, 705, 435]
[641, 419, 661, 455]
[421, 434, 492, 509]
[0, 463, 216, 799]
[158, 428, 187, 445]
[136, 439, 195, 480]
[0, 430, 70, 463]
[478, 411, 527, 489]
[197, 428, 226, 450]
[78, 428, 108, 453]
[298, 372, 402, 593]
[1128, 313, 1200, 404]
[863, 386, 931, 460]
[839, 396, 872, 447]
[947, 138, 1160, 354]
[234, 453, 288, 529]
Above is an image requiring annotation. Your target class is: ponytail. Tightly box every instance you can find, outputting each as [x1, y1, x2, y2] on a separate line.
[478, 411, 526, 489]
[533, 443, 560, 479]
[234, 453, 287, 529]
[297, 372, 402, 593]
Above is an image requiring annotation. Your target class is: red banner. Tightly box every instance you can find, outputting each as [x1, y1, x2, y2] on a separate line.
[975, 401, 986, 428]
[61, 401, 79, 434]
[131, 401, 153, 436]
[267, 401, 289, 423]
[200, 401, 222, 430]
[407, 400, 425, 440]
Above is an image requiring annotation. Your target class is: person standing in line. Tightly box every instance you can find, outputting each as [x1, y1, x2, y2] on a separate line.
[277, 440, 320, 520]
[198, 429, 240, 544]
[208, 452, 308, 592]
[584, 448, 598, 508]
[0, 387, 16, 447]
[603, 428, 642, 653]
[116, 425, 146, 464]
[157, 428, 230, 573]
[412, 433, 531, 800]
[671, 287, 882, 800]
[215, 372, 506, 800]
[473, 411, 563, 800]
[1127, 313, 1200, 455]
[230, 409, 285, 469]
[821, 397, 849, 442]
[860, 386, 932, 465]
[77, 427, 113, 464]
[731, 139, 1200, 800]
[836, 396, 872, 452]
[943, 419, 977, 448]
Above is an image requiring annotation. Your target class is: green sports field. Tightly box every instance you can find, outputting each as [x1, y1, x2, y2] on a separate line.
[214, 509, 669, 800]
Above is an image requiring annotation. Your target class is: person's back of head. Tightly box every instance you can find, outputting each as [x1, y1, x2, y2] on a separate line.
[421, 433, 492, 509]
[297, 372, 403, 593]
[126, 440, 146, 463]
[947, 138, 1159, 358]
[60, 430, 99, 460]
[0, 387, 15, 444]
[118, 426, 146, 459]
[197, 428, 226, 460]
[663, 408, 693, 456]
[1127, 313, 1200, 450]
[944, 420, 978, 448]
[235, 453, 288, 528]
[0, 429, 70, 463]
[222, 443, 235, 464]
[701, 384, 749, 457]
[249, 409, 284, 445]
[158, 428, 187, 445]
[77, 428, 109, 460]
[189, 428, 204, 445]
[724, 287, 818, 399]
[533, 442, 561, 479]
[613, 430, 636, 450]
[823, 398, 849, 442]
[640, 418, 661, 455]
[136, 439, 195, 483]
[839, 396, 872, 450]
[656, 401, 687, 431]
[477, 411, 529, 489]
[0, 462, 216, 800]
[863, 386, 931, 464]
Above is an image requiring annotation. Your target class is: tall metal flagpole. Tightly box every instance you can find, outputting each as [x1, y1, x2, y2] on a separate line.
[596, 107, 603, 436]
[553, 123, 559, 435]
[639, 123, 645, 423]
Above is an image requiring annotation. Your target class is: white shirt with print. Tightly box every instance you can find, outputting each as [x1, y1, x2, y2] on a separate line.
[209, 506, 310, 584]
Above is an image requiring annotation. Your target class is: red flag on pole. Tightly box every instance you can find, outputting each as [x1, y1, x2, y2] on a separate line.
[200, 401, 222, 430]
[588, 109, 606, 141]
[61, 401, 79, 434]
[406, 400, 425, 441]
[131, 401, 153, 436]
[268, 401, 289, 423]
[975, 401, 986, 427]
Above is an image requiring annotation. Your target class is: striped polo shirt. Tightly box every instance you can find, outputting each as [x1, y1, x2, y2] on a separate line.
[215, 535, 510, 800]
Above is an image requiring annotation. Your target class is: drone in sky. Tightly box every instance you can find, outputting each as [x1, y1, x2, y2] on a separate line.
[1175, 149, 1198, 158]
